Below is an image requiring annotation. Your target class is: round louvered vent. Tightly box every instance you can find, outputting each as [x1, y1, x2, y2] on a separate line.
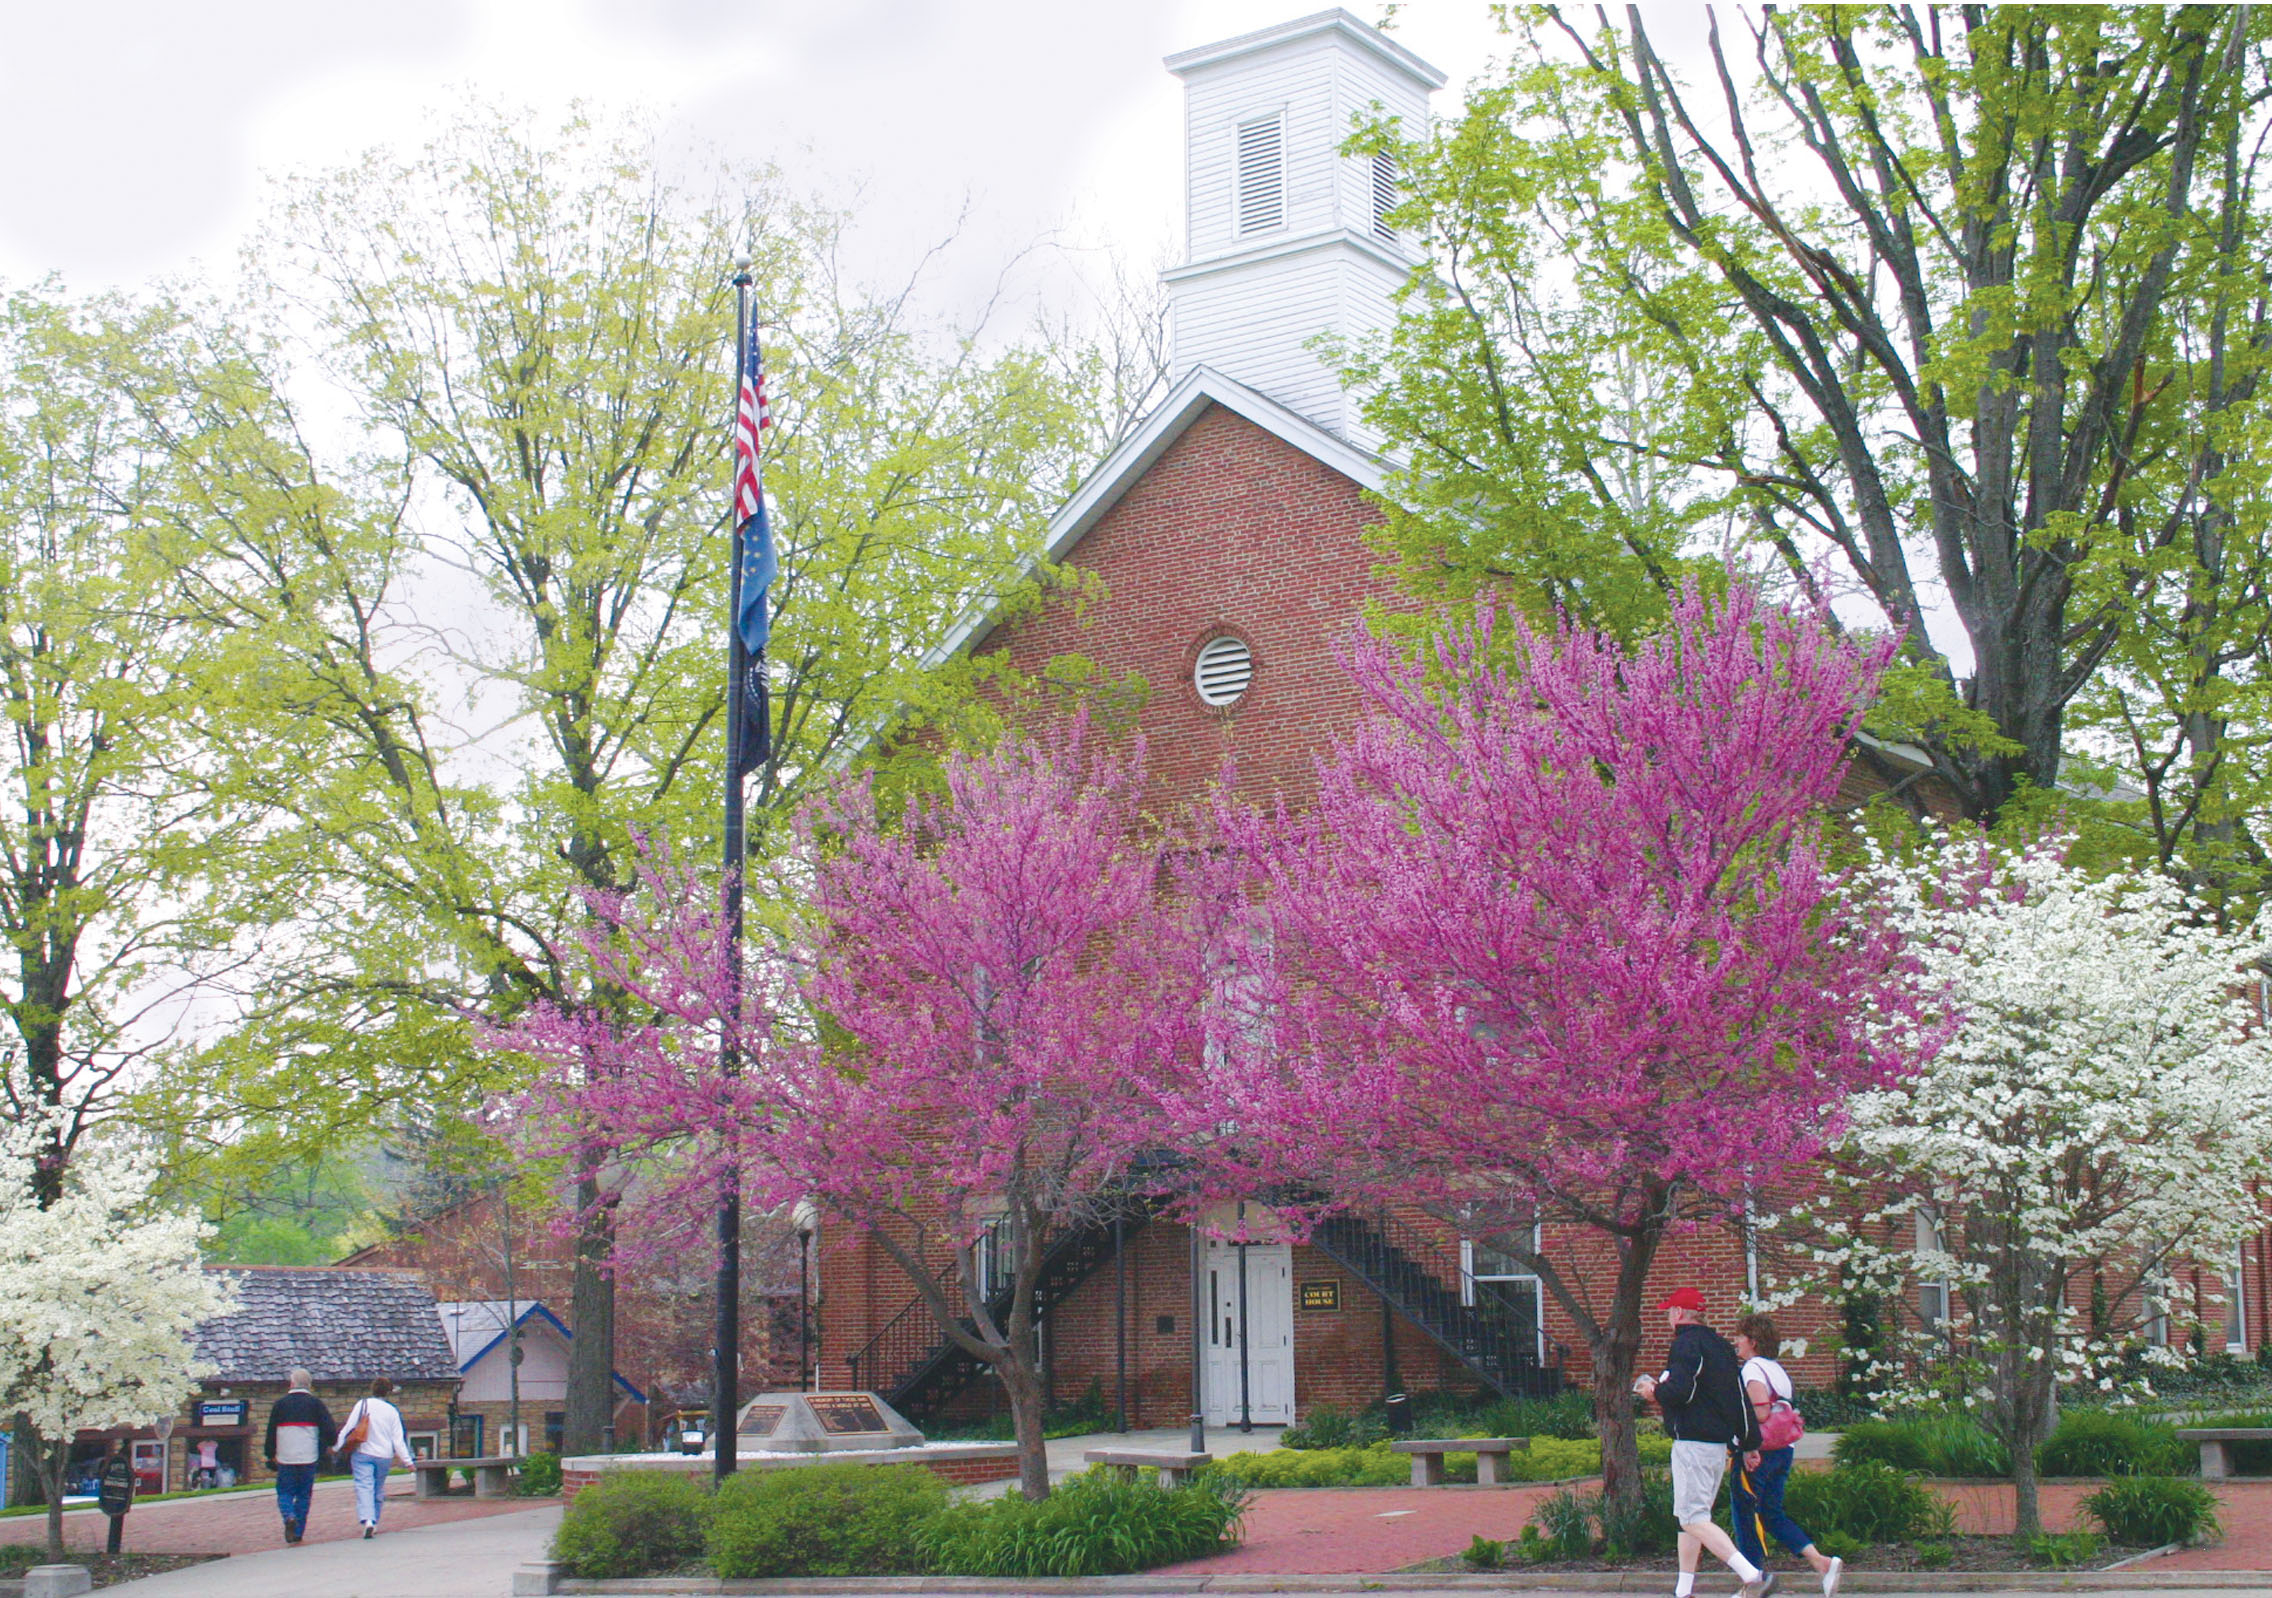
[1194, 635, 1254, 707]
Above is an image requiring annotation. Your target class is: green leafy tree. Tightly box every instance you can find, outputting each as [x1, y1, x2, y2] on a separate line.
[129, 110, 1120, 1451]
[0, 286, 250, 1202]
[1353, 5, 2272, 868]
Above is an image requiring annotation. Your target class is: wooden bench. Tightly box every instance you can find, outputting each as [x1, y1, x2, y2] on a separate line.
[2176, 1427, 2272, 1480]
[1390, 1436, 1529, 1486]
[1083, 1449, 1211, 1488]
[411, 1455, 518, 1500]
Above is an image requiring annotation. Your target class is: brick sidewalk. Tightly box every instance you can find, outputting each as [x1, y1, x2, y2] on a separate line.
[0, 1475, 549, 1558]
[1156, 1479, 2272, 1577]
[1157, 1484, 1559, 1575]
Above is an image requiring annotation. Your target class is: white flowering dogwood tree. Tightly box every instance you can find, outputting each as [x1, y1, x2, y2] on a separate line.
[0, 1111, 232, 1558]
[1807, 839, 2272, 1535]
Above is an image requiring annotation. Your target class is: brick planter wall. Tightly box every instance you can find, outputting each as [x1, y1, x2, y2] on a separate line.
[558, 1444, 1019, 1503]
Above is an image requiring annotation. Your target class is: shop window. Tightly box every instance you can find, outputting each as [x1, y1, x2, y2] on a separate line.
[544, 1412, 565, 1455]
[1914, 1209, 1952, 1333]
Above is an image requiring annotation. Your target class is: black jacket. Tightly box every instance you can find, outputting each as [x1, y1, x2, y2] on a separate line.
[265, 1388, 338, 1467]
[1654, 1323, 1760, 1449]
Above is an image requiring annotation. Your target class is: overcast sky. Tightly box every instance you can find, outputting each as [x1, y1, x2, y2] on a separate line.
[0, 1, 1716, 316]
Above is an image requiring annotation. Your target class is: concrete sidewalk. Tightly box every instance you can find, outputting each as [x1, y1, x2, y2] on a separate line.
[98, 1502, 560, 1598]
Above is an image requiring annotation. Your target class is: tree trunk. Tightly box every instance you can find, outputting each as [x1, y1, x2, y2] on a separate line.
[563, 1177, 617, 1457]
[38, 1436, 66, 1561]
[1000, 1350, 1050, 1501]
[1588, 1206, 1668, 1525]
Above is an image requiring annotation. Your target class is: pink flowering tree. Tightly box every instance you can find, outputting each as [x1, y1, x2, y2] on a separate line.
[500, 722, 1215, 1499]
[1221, 583, 1920, 1517]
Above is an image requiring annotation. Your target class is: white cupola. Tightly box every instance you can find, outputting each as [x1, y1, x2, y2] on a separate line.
[1163, 10, 1443, 449]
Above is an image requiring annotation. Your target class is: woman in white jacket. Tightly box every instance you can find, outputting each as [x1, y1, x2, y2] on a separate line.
[338, 1376, 417, 1536]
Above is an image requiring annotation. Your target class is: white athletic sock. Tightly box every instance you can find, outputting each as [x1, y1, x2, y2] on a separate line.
[1730, 1556, 1763, 1584]
[1674, 1575, 1696, 1597]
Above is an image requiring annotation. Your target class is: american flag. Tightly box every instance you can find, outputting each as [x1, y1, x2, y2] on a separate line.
[733, 323, 777, 769]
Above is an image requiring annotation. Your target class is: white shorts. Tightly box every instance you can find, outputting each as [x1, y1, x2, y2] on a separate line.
[1671, 1439, 1730, 1525]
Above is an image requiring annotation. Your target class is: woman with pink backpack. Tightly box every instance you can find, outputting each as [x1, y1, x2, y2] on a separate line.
[1732, 1314, 1843, 1598]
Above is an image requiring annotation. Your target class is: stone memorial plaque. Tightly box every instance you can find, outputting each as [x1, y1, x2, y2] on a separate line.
[808, 1394, 888, 1434]
[731, 1390, 923, 1454]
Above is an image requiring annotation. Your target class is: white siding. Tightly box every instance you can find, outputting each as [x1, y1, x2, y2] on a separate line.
[1167, 13, 1435, 442]
[460, 1321, 571, 1403]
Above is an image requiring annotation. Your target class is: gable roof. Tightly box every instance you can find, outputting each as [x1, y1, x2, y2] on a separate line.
[197, 1267, 460, 1385]
[927, 364, 1390, 667]
[434, 1298, 647, 1404]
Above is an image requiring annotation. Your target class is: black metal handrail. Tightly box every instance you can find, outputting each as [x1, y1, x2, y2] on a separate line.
[1311, 1207, 1563, 1397]
[844, 1194, 1166, 1416]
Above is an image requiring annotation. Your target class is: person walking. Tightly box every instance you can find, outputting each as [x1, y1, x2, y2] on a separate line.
[1732, 1314, 1843, 1597]
[1634, 1287, 1776, 1598]
[337, 1376, 416, 1537]
[263, 1368, 337, 1545]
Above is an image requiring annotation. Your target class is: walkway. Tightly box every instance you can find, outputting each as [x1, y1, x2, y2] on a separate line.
[96, 1502, 560, 1597]
[0, 1474, 544, 1560]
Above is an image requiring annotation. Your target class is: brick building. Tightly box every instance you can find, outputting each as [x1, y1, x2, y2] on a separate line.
[343, 1189, 808, 1445]
[70, 1267, 459, 1498]
[812, 9, 2272, 1436]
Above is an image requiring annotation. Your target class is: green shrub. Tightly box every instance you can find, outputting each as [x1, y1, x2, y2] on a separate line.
[1281, 1404, 1388, 1450]
[550, 1470, 713, 1580]
[920, 1469, 1247, 1577]
[2027, 1529, 2103, 1569]
[1833, 1418, 1929, 1472]
[1911, 1539, 1952, 1568]
[1527, 1486, 1596, 1560]
[1212, 1430, 1661, 1489]
[514, 1452, 563, 1497]
[1782, 1461, 1938, 1544]
[2039, 1410, 2189, 1478]
[707, 1461, 945, 1579]
[1834, 1414, 2008, 1477]
[1790, 1387, 1880, 1430]
[1208, 1441, 1408, 1488]
[2080, 1475, 2220, 1546]
[1463, 1534, 1505, 1569]
[1478, 1391, 1598, 1440]
[1812, 1529, 1864, 1559]
[1596, 1469, 1678, 1557]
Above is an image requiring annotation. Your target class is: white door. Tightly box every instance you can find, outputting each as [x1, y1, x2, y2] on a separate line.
[1204, 1240, 1294, 1425]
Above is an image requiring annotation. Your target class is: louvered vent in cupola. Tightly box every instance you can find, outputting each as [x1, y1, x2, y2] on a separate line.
[1236, 115, 1286, 236]
[1371, 149, 1399, 240]
[1194, 635, 1255, 706]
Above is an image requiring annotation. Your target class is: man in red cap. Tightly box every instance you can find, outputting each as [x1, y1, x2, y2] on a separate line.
[1635, 1287, 1773, 1598]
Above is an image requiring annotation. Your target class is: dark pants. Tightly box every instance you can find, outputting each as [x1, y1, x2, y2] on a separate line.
[274, 1463, 317, 1534]
[1733, 1447, 1815, 1565]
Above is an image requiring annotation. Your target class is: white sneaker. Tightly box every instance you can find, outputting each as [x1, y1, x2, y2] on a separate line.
[1821, 1557, 1843, 1598]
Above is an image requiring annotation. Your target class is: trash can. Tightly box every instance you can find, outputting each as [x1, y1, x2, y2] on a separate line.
[1383, 1392, 1413, 1435]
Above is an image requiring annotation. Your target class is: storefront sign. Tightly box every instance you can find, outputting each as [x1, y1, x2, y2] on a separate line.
[1299, 1280, 1341, 1312]
[195, 1400, 248, 1427]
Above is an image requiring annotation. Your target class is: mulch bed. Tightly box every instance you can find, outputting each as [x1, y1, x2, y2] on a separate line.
[0, 1552, 220, 1589]
[1402, 1537, 2161, 1576]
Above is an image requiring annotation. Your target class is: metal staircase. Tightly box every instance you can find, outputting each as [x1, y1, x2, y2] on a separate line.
[846, 1196, 1163, 1421]
[1310, 1208, 1564, 1398]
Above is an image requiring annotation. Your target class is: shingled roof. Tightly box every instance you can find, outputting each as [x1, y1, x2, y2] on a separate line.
[196, 1267, 461, 1385]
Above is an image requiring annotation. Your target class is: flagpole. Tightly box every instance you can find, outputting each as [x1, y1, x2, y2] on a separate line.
[714, 257, 754, 1483]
